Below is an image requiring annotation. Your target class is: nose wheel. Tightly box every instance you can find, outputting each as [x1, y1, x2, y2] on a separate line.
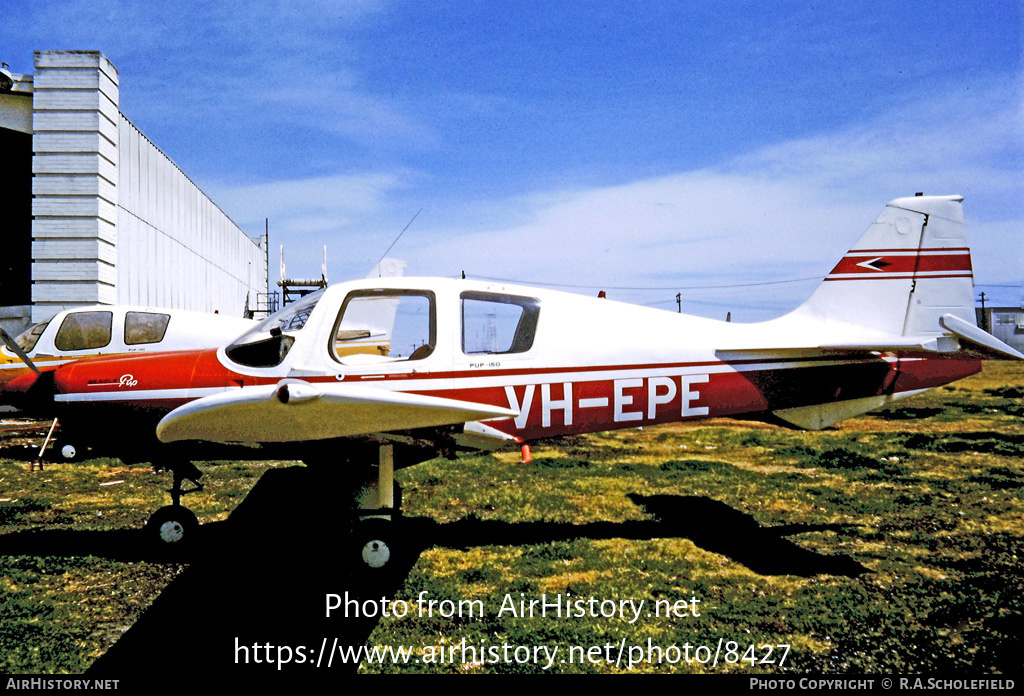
[146, 505, 199, 546]
[146, 459, 204, 547]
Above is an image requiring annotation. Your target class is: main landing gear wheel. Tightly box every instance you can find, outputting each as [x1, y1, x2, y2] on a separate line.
[146, 505, 199, 547]
[357, 518, 394, 571]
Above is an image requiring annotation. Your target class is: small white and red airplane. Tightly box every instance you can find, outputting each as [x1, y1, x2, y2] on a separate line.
[0, 306, 256, 459]
[0, 258, 407, 460]
[41, 195, 1023, 567]
[0, 305, 256, 403]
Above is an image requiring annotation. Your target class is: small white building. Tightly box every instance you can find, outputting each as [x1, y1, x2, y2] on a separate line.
[0, 51, 267, 333]
[977, 306, 1024, 355]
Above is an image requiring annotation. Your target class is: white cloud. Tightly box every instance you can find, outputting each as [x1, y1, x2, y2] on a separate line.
[386, 76, 1023, 318]
[400, 172, 866, 303]
[202, 71, 1021, 319]
[727, 76, 1024, 205]
[21, 0, 433, 150]
[207, 171, 406, 234]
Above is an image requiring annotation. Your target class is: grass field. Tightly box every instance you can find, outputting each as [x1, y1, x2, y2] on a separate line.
[0, 361, 1021, 674]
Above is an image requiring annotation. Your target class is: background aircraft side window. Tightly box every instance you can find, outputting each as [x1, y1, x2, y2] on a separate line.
[461, 292, 540, 355]
[54, 311, 113, 351]
[125, 312, 171, 345]
[331, 290, 435, 362]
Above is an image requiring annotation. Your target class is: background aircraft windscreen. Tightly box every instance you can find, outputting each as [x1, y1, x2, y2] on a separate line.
[14, 321, 49, 353]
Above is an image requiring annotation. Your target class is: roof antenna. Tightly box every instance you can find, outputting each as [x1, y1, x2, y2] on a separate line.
[377, 208, 423, 275]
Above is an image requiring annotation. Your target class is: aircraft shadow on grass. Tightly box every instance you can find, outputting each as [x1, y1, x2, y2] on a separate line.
[0, 465, 867, 675]
[0, 466, 868, 575]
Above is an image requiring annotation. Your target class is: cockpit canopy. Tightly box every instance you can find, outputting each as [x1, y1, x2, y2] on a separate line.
[224, 283, 542, 369]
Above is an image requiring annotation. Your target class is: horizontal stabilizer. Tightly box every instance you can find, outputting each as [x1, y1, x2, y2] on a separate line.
[716, 335, 960, 358]
[719, 314, 1023, 361]
[156, 380, 517, 444]
[940, 313, 1024, 360]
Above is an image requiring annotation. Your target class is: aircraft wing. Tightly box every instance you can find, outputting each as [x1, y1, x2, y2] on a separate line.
[156, 380, 517, 444]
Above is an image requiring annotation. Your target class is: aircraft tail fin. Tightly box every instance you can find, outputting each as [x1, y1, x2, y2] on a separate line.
[794, 195, 977, 339]
[721, 195, 1020, 430]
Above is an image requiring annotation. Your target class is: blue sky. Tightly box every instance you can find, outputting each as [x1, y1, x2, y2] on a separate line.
[5, 1, 1022, 319]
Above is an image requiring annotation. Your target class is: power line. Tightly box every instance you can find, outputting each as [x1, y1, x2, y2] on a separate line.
[643, 297, 793, 311]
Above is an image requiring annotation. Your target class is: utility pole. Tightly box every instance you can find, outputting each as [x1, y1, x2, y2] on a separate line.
[978, 292, 988, 331]
[676, 293, 681, 313]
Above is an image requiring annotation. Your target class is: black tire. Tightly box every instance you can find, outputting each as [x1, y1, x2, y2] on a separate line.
[146, 505, 199, 546]
[49, 439, 83, 462]
[355, 518, 394, 571]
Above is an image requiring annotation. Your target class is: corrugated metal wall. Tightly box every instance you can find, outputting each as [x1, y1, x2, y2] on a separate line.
[116, 116, 265, 316]
[28, 50, 266, 324]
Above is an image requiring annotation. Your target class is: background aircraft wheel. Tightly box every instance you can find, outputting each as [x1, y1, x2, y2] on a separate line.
[146, 505, 199, 546]
[356, 518, 394, 571]
[48, 439, 83, 462]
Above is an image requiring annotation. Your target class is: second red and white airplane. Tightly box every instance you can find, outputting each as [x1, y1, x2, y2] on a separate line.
[42, 195, 1023, 566]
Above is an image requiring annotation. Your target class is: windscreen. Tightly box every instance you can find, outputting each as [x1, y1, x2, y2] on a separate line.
[226, 289, 324, 368]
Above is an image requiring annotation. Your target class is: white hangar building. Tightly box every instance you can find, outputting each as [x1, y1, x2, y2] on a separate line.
[0, 50, 267, 333]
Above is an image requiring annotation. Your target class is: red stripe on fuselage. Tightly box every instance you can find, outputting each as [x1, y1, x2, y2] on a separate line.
[434, 355, 980, 440]
[52, 348, 981, 442]
[53, 349, 872, 393]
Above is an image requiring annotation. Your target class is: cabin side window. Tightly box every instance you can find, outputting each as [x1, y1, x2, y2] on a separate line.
[331, 290, 436, 364]
[461, 291, 540, 355]
[125, 312, 171, 345]
[54, 311, 113, 351]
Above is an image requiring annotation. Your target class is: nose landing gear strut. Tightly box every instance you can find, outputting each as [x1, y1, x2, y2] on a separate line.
[145, 459, 204, 547]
